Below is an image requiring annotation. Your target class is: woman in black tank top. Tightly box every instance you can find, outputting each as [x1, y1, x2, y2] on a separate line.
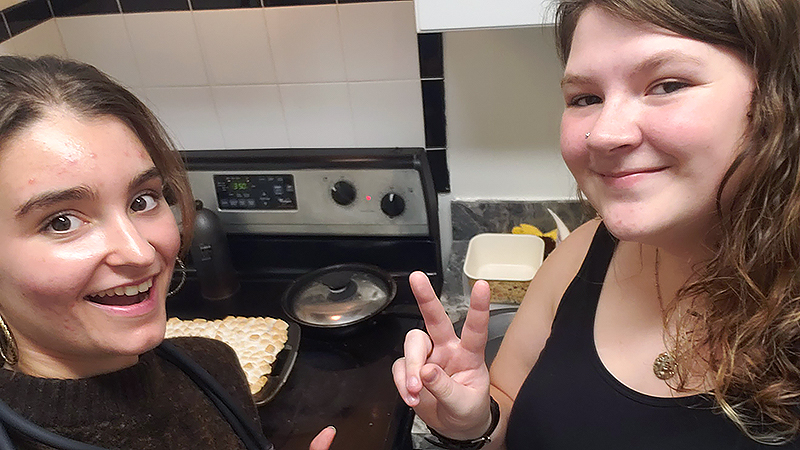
[392, 0, 800, 448]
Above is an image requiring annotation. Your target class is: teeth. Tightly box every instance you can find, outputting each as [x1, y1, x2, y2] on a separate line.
[93, 279, 153, 298]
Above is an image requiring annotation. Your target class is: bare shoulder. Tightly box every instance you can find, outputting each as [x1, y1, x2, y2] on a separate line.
[489, 219, 600, 400]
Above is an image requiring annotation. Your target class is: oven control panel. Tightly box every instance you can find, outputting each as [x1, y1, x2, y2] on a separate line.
[188, 168, 429, 236]
[214, 174, 297, 210]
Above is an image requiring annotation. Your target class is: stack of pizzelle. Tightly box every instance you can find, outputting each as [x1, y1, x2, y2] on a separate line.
[165, 316, 290, 395]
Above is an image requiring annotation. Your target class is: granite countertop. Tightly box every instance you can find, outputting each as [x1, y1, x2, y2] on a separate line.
[440, 239, 471, 321]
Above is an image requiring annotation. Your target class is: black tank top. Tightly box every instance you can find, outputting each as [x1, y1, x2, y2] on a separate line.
[505, 223, 798, 449]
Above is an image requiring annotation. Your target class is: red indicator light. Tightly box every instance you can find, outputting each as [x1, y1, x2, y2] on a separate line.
[365, 195, 372, 201]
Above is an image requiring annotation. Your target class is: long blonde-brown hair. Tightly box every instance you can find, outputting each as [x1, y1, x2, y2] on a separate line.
[556, 0, 800, 444]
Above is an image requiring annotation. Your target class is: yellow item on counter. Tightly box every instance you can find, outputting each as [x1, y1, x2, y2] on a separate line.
[512, 223, 558, 241]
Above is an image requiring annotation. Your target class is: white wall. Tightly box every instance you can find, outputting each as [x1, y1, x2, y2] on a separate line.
[437, 26, 579, 259]
[444, 26, 575, 201]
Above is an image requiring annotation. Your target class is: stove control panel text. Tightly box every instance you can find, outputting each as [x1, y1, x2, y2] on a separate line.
[214, 174, 297, 210]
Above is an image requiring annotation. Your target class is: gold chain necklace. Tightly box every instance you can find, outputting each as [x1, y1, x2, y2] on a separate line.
[653, 248, 678, 380]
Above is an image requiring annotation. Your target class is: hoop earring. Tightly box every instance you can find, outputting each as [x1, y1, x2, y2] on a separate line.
[0, 315, 18, 366]
[167, 257, 187, 298]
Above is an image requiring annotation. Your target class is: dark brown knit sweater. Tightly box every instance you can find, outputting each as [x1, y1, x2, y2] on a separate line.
[0, 337, 264, 450]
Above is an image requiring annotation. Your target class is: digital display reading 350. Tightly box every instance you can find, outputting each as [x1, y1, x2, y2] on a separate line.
[213, 174, 297, 210]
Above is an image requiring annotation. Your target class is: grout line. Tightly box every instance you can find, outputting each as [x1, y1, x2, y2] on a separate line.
[1, 13, 9, 39]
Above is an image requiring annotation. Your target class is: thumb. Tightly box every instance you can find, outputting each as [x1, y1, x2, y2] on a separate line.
[309, 426, 336, 450]
[420, 364, 456, 401]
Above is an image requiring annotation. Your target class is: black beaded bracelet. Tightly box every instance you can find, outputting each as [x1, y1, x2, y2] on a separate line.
[425, 397, 500, 450]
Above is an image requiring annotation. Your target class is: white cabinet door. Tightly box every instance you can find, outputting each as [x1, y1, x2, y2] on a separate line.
[414, 0, 553, 32]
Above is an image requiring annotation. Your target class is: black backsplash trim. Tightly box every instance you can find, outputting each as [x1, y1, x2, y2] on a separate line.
[5, 0, 50, 36]
[119, 0, 189, 13]
[426, 149, 450, 193]
[191, 0, 262, 9]
[418, 32, 449, 193]
[264, 0, 333, 5]
[421, 79, 446, 149]
[51, 0, 120, 17]
[418, 33, 443, 79]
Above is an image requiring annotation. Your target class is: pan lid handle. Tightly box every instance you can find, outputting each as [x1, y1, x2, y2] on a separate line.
[319, 272, 357, 301]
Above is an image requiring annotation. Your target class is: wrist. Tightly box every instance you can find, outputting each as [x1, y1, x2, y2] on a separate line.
[426, 396, 500, 450]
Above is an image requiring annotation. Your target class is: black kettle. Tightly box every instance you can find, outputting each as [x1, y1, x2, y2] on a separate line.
[189, 200, 240, 301]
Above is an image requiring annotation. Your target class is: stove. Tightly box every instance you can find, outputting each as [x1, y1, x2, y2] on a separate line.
[166, 148, 442, 450]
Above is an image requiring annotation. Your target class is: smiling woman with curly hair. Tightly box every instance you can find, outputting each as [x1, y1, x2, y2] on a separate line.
[393, 0, 800, 448]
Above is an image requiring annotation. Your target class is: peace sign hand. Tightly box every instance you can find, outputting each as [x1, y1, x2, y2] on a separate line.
[392, 271, 493, 440]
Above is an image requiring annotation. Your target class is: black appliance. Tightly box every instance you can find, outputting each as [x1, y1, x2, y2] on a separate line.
[167, 148, 442, 450]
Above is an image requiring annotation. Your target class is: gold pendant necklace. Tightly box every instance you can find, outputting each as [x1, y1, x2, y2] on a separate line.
[653, 351, 677, 380]
[653, 249, 677, 380]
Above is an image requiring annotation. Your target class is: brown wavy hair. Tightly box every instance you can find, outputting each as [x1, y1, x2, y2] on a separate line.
[555, 0, 800, 443]
[0, 55, 194, 254]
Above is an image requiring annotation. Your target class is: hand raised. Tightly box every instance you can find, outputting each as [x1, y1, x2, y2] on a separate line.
[391, 271, 492, 439]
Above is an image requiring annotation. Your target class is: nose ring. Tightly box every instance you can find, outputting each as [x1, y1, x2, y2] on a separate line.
[585, 132, 591, 139]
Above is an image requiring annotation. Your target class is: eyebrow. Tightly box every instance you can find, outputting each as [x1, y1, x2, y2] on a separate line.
[129, 167, 163, 192]
[14, 166, 163, 219]
[561, 50, 705, 89]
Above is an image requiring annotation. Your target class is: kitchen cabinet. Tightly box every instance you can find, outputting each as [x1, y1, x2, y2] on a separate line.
[414, 0, 553, 32]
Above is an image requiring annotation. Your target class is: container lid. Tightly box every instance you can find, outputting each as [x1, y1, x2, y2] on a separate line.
[285, 266, 395, 327]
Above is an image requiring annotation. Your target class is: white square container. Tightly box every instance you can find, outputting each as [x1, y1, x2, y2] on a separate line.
[462, 233, 545, 304]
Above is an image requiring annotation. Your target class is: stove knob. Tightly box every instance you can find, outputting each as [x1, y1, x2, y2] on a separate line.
[331, 180, 356, 206]
[381, 192, 405, 217]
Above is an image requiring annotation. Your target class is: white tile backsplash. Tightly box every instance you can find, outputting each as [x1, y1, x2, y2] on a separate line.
[57, 15, 141, 88]
[211, 85, 290, 149]
[264, 5, 347, 84]
[7, 19, 66, 57]
[339, 1, 419, 81]
[280, 82, 355, 148]
[0, 39, 15, 55]
[125, 12, 208, 87]
[144, 86, 224, 150]
[349, 80, 425, 147]
[193, 9, 277, 86]
[4, 2, 425, 150]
